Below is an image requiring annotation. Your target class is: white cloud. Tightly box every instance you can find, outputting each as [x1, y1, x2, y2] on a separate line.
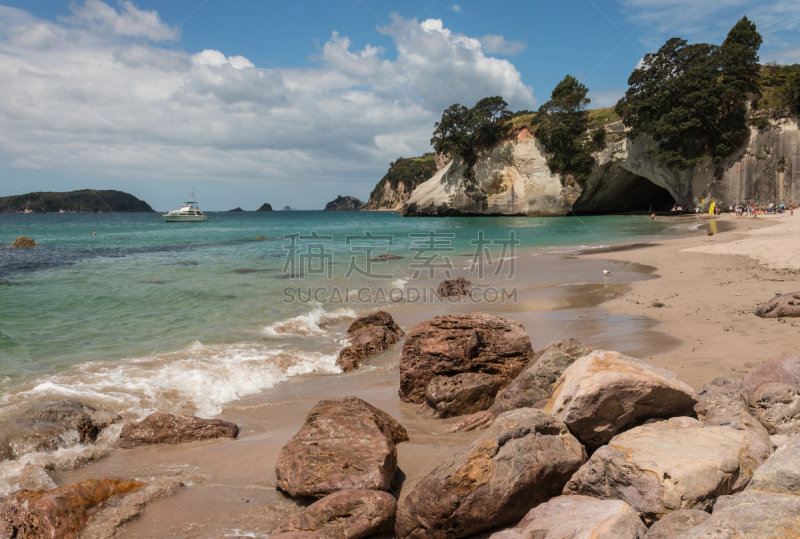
[0, 4, 535, 207]
[480, 34, 526, 56]
[448, 4, 462, 13]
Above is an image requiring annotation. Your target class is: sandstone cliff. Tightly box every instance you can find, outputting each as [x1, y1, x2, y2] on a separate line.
[403, 118, 799, 216]
[364, 155, 437, 211]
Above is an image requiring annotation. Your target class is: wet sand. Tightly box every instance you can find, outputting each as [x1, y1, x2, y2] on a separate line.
[45, 213, 800, 538]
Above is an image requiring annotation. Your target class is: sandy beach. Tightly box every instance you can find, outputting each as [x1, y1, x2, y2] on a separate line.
[28, 212, 800, 538]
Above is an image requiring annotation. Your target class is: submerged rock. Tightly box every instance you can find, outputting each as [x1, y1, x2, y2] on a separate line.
[270, 489, 397, 539]
[545, 350, 697, 449]
[489, 495, 646, 539]
[275, 397, 408, 498]
[117, 412, 239, 449]
[395, 408, 586, 539]
[563, 417, 770, 523]
[399, 313, 533, 404]
[755, 291, 800, 318]
[0, 399, 119, 461]
[336, 311, 405, 372]
[436, 277, 471, 298]
[490, 338, 592, 416]
[12, 236, 36, 247]
[418, 373, 501, 418]
[0, 477, 144, 539]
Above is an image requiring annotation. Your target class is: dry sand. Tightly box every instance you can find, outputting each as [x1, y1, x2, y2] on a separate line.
[46, 213, 800, 538]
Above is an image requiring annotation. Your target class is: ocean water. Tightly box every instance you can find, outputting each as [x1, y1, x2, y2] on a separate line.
[0, 211, 690, 417]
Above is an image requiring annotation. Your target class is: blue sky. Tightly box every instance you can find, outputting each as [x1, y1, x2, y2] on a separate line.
[0, 0, 798, 210]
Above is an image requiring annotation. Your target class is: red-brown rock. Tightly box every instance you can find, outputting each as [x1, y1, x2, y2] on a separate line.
[437, 277, 471, 298]
[0, 478, 144, 539]
[337, 312, 405, 372]
[418, 373, 501, 418]
[440, 411, 495, 433]
[742, 353, 800, 396]
[117, 412, 239, 449]
[270, 489, 397, 539]
[395, 408, 586, 539]
[275, 397, 408, 498]
[399, 313, 533, 403]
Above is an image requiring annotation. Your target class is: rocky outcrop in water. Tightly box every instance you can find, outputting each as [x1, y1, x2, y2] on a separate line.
[402, 119, 800, 216]
[257, 203, 273, 211]
[117, 412, 239, 448]
[12, 236, 36, 247]
[399, 313, 533, 404]
[336, 312, 405, 372]
[324, 195, 366, 211]
[0, 478, 144, 539]
[275, 397, 408, 498]
[270, 489, 397, 539]
[437, 277, 471, 298]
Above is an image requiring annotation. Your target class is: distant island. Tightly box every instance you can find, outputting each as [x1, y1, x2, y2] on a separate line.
[229, 207, 244, 212]
[324, 195, 366, 211]
[0, 190, 154, 213]
[283, 206, 291, 211]
[257, 203, 273, 211]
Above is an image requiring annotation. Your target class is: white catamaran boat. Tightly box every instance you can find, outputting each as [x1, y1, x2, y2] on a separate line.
[162, 189, 208, 222]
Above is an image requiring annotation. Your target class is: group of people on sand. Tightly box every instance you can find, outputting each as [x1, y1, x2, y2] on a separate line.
[732, 202, 794, 216]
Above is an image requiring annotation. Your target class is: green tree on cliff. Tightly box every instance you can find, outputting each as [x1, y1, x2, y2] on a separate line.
[616, 17, 762, 168]
[533, 75, 595, 185]
[430, 96, 512, 177]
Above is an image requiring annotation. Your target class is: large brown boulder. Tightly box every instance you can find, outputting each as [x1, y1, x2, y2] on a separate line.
[12, 236, 36, 247]
[544, 350, 697, 449]
[117, 412, 239, 449]
[488, 495, 646, 539]
[563, 417, 770, 523]
[755, 291, 800, 318]
[395, 408, 586, 539]
[437, 277, 471, 298]
[742, 353, 800, 396]
[678, 490, 800, 539]
[270, 489, 397, 539]
[0, 399, 119, 460]
[417, 373, 501, 418]
[693, 377, 771, 445]
[489, 338, 592, 416]
[337, 312, 405, 372]
[643, 509, 710, 539]
[746, 435, 800, 495]
[0, 478, 144, 539]
[399, 313, 533, 403]
[275, 397, 408, 498]
[750, 382, 800, 436]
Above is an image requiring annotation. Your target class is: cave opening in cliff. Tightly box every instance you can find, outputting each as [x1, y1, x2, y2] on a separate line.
[571, 171, 676, 215]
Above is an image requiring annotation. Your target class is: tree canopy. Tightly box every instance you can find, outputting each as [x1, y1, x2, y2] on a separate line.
[533, 75, 596, 185]
[615, 18, 762, 168]
[430, 96, 512, 176]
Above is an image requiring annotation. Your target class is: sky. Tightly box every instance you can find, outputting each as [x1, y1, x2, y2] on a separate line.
[0, 1, 798, 210]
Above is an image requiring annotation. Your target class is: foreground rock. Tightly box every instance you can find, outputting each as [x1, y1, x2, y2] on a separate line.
[745, 435, 800, 495]
[440, 410, 494, 433]
[678, 490, 800, 539]
[0, 399, 119, 460]
[545, 350, 697, 449]
[490, 338, 592, 416]
[750, 382, 800, 436]
[270, 489, 397, 539]
[693, 377, 771, 445]
[395, 409, 585, 539]
[643, 510, 710, 539]
[0, 478, 144, 539]
[399, 313, 533, 403]
[489, 495, 646, 539]
[742, 353, 800, 396]
[437, 277, 471, 298]
[117, 412, 239, 449]
[563, 417, 769, 523]
[337, 312, 405, 372]
[276, 397, 408, 498]
[418, 373, 501, 418]
[756, 291, 800, 318]
[12, 236, 36, 247]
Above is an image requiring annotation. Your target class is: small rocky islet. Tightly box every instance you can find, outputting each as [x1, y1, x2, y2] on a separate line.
[3, 295, 800, 539]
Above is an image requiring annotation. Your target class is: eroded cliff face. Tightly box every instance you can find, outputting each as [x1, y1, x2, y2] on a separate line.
[403, 119, 800, 216]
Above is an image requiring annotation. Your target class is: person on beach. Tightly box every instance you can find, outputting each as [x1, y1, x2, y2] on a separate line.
[791, 202, 794, 216]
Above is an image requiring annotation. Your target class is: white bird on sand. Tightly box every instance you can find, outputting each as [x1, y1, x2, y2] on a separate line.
[603, 270, 612, 276]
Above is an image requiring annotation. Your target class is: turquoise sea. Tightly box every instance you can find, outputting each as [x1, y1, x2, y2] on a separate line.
[0, 211, 694, 420]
